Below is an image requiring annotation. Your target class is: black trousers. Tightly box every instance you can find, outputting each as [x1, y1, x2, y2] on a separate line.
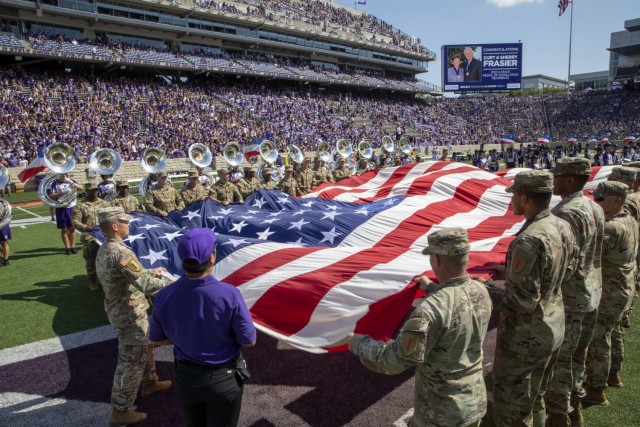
[174, 361, 244, 427]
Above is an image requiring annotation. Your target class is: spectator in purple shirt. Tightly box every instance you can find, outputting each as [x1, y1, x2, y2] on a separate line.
[150, 228, 256, 427]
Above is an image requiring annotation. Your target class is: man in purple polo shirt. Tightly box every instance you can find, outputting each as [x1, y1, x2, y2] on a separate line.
[150, 228, 256, 427]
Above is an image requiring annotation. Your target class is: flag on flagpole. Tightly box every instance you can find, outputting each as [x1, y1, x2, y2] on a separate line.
[567, 136, 577, 144]
[17, 141, 50, 182]
[624, 132, 638, 143]
[537, 134, 551, 145]
[558, 0, 572, 16]
[243, 135, 266, 162]
[500, 134, 515, 145]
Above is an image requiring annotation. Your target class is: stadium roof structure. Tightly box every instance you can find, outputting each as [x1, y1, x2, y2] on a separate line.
[608, 18, 640, 57]
[0, 0, 439, 94]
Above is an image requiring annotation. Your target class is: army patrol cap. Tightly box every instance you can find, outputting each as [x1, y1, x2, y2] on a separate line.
[156, 170, 168, 178]
[285, 165, 293, 172]
[244, 166, 256, 173]
[97, 206, 132, 223]
[116, 180, 129, 187]
[187, 171, 199, 178]
[505, 170, 554, 194]
[422, 228, 470, 256]
[263, 168, 272, 175]
[84, 181, 98, 191]
[552, 158, 592, 176]
[303, 156, 311, 162]
[217, 169, 229, 176]
[592, 181, 629, 200]
[624, 161, 640, 170]
[608, 166, 637, 183]
[314, 156, 322, 161]
[178, 228, 217, 267]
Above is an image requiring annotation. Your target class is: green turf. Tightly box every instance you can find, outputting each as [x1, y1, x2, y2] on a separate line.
[0, 223, 109, 349]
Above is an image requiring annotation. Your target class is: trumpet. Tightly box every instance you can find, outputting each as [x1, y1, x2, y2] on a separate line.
[0, 166, 11, 228]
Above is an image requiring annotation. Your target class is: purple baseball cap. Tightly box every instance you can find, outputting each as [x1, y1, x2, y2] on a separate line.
[178, 228, 217, 267]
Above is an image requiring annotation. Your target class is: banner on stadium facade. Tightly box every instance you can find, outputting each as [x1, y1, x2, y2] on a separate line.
[441, 43, 523, 92]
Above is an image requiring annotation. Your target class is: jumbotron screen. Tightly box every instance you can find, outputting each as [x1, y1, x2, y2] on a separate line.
[441, 43, 523, 92]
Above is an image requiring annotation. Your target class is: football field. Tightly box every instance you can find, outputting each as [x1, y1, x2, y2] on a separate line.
[0, 195, 638, 426]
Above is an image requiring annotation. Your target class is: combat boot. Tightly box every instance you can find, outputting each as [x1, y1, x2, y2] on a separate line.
[142, 380, 172, 397]
[607, 370, 624, 388]
[582, 386, 609, 406]
[568, 400, 584, 427]
[88, 278, 99, 292]
[109, 409, 147, 426]
[546, 413, 569, 427]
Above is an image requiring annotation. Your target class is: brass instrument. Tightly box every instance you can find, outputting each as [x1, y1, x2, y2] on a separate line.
[0, 166, 11, 228]
[256, 140, 283, 183]
[139, 147, 167, 197]
[89, 148, 122, 201]
[38, 143, 82, 208]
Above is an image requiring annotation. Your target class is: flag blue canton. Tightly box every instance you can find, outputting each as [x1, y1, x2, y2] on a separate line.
[92, 189, 401, 274]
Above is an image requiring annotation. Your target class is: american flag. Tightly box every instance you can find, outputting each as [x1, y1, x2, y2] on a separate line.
[558, 0, 572, 16]
[92, 162, 611, 352]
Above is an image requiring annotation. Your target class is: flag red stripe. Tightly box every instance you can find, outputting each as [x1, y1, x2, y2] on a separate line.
[17, 166, 46, 183]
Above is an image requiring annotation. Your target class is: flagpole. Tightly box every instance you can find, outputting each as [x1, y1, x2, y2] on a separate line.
[567, 0, 574, 94]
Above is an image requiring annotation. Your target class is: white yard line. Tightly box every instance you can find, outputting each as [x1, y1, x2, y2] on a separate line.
[15, 207, 42, 218]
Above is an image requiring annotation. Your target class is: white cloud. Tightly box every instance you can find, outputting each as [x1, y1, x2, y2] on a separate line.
[487, 0, 545, 8]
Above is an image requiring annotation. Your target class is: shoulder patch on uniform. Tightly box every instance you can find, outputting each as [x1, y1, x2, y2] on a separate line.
[119, 255, 142, 273]
[509, 241, 536, 280]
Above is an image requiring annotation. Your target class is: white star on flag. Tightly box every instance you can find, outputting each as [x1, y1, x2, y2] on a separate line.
[321, 211, 341, 221]
[139, 224, 161, 230]
[128, 217, 141, 223]
[268, 212, 281, 218]
[319, 227, 342, 244]
[230, 220, 248, 233]
[256, 227, 276, 240]
[160, 231, 183, 242]
[182, 211, 202, 221]
[288, 218, 309, 231]
[301, 201, 314, 208]
[262, 217, 279, 225]
[223, 238, 250, 248]
[140, 249, 169, 265]
[252, 198, 266, 208]
[219, 207, 233, 215]
[292, 210, 309, 217]
[125, 233, 145, 243]
[354, 207, 368, 216]
[208, 215, 223, 221]
[287, 237, 304, 245]
[278, 197, 291, 204]
[326, 205, 338, 211]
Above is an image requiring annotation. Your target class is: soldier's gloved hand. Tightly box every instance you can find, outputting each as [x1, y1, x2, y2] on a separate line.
[153, 267, 167, 278]
[489, 264, 506, 280]
[415, 275, 439, 294]
[160, 211, 168, 217]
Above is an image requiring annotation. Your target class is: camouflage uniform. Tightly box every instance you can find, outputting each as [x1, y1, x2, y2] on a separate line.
[333, 164, 351, 182]
[489, 171, 576, 427]
[297, 166, 315, 194]
[210, 181, 243, 204]
[95, 207, 171, 412]
[349, 228, 491, 427]
[111, 195, 142, 214]
[608, 166, 640, 221]
[546, 159, 605, 416]
[586, 182, 638, 390]
[278, 173, 302, 197]
[181, 182, 208, 207]
[144, 183, 184, 214]
[313, 160, 334, 187]
[261, 170, 278, 190]
[71, 183, 109, 282]
[238, 175, 261, 199]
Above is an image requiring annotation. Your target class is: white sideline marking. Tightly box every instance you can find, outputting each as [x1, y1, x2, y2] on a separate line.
[394, 407, 413, 426]
[15, 207, 42, 218]
[0, 326, 115, 367]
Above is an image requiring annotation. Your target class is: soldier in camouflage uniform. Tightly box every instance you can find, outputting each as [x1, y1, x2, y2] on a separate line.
[95, 207, 173, 426]
[278, 166, 302, 197]
[210, 169, 243, 205]
[297, 156, 315, 194]
[619, 161, 640, 329]
[312, 156, 334, 187]
[261, 168, 279, 190]
[607, 166, 640, 221]
[72, 181, 109, 292]
[181, 171, 208, 207]
[237, 166, 261, 199]
[333, 158, 351, 182]
[355, 158, 370, 176]
[110, 181, 143, 214]
[348, 228, 491, 427]
[583, 182, 639, 407]
[546, 158, 605, 426]
[488, 171, 576, 427]
[144, 171, 184, 216]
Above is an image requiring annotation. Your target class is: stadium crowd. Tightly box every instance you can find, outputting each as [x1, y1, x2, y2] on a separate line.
[1, 66, 639, 169]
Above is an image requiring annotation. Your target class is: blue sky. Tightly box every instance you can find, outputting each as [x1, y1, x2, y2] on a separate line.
[331, 0, 640, 87]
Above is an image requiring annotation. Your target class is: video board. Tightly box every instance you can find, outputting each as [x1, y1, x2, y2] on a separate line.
[441, 43, 523, 92]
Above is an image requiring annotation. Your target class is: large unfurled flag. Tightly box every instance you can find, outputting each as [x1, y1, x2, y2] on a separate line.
[17, 141, 50, 182]
[500, 134, 515, 145]
[497, 165, 614, 193]
[558, 0, 571, 16]
[624, 132, 638, 143]
[93, 162, 525, 352]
